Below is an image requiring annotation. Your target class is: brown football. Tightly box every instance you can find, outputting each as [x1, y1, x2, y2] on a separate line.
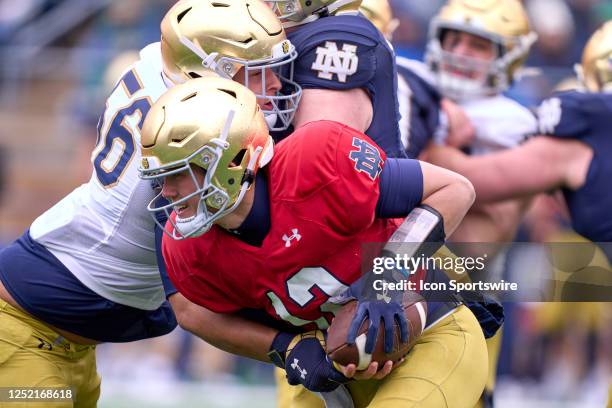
[326, 291, 427, 370]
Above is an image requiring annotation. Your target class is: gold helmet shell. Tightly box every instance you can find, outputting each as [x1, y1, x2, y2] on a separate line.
[359, 0, 398, 40]
[426, 0, 537, 99]
[161, 0, 302, 130]
[266, 0, 362, 27]
[578, 20, 612, 93]
[140, 77, 273, 239]
[162, 0, 286, 82]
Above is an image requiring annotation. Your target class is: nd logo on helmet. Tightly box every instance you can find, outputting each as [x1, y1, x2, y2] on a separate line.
[141, 158, 150, 170]
[282, 41, 290, 54]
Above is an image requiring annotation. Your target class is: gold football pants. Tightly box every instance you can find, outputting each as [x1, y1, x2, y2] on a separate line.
[276, 305, 487, 408]
[0, 300, 100, 407]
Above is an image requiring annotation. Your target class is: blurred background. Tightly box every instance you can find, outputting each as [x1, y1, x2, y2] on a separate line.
[0, 0, 610, 406]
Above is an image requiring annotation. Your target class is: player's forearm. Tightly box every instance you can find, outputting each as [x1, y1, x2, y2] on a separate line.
[452, 199, 529, 244]
[419, 161, 475, 237]
[424, 145, 518, 202]
[461, 155, 543, 202]
[169, 293, 276, 362]
[426, 141, 571, 203]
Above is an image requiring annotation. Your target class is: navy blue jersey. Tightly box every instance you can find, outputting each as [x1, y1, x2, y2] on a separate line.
[537, 91, 612, 242]
[396, 59, 441, 159]
[286, 14, 405, 158]
[0, 231, 176, 342]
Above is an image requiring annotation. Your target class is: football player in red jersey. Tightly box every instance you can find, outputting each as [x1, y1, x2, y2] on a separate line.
[139, 77, 492, 408]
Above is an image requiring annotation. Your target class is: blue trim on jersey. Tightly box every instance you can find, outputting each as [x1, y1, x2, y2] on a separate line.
[376, 159, 423, 218]
[396, 65, 442, 159]
[122, 69, 141, 96]
[152, 193, 177, 298]
[231, 171, 271, 246]
[155, 224, 177, 298]
[0, 231, 177, 342]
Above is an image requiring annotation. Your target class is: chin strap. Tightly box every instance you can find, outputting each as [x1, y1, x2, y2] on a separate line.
[324, 0, 358, 15]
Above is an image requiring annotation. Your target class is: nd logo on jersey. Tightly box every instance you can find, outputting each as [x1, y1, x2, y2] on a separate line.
[311, 41, 359, 83]
[349, 137, 382, 180]
[537, 97, 562, 134]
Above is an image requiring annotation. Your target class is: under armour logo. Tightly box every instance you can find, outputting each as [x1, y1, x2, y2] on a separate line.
[282, 228, 301, 247]
[311, 41, 358, 83]
[291, 358, 307, 379]
[376, 280, 392, 303]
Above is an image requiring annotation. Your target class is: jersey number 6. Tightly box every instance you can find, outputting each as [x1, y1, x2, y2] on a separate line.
[93, 69, 152, 188]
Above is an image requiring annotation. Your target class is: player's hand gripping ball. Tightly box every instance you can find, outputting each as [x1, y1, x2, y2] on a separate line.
[326, 291, 427, 370]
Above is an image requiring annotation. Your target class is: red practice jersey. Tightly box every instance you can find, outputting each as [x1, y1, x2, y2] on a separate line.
[163, 120, 403, 330]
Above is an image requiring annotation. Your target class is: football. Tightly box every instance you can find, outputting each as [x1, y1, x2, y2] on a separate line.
[326, 291, 427, 370]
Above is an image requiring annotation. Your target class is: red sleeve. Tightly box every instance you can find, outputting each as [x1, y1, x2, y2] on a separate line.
[162, 232, 243, 314]
[275, 120, 386, 235]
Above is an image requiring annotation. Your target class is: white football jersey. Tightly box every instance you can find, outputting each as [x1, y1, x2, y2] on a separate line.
[399, 58, 537, 155]
[459, 95, 537, 155]
[30, 43, 169, 310]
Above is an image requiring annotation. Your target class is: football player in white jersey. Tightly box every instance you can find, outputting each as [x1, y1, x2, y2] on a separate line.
[0, 0, 300, 405]
[423, 0, 538, 246]
[423, 1, 537, 406]
[425, 0, 537, 154]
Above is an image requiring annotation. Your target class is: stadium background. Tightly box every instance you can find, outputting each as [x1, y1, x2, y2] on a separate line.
[0, 0, 609, 406]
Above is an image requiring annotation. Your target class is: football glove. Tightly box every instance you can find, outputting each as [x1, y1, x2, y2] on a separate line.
[347, 299, 408, 354]
[269, 330, 349, 392]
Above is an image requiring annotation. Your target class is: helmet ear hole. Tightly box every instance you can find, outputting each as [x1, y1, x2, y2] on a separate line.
[230, 149, 247, 167]
[219, 88, 237, 99]
[176, 7, 192, 23]
[181, 92, 198, 102]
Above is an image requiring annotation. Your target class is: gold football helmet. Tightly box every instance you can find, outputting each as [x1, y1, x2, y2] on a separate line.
[359, 0, 398, 40]
[266, 0, 362, 27]
[576, 20, 612, 93]
[139, 77, 273, 239]
[161, 0, 301, 130]
[425, 0, 537, 100]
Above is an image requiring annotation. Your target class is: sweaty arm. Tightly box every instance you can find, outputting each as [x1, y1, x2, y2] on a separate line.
[426, 136, 592, 203]
[292, 88, 373, 132]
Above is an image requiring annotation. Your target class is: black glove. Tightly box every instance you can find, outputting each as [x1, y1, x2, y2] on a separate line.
[269, 330, 349, 392]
